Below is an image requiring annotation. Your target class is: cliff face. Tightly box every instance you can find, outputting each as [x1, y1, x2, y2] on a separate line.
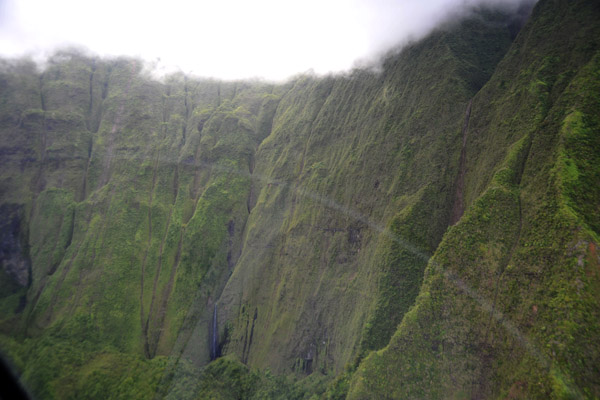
[0, 55, 280, 397]
[0, 0, 599, 399]
[218, 7, 521, 377]
[348, 1, 600, 397]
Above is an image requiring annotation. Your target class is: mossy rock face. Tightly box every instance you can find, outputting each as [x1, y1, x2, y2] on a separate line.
[1, 1, 600, 399]
[217, 6, 522, 378]
[0, 49, 279, 397]
[348, 0, 600, 398]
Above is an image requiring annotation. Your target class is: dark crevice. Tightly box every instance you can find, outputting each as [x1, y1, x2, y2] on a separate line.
[31, 75, 48, 199]
[59, 192, 112, 325]
[161, 87, 168, 139]
[0, 205, 31, 289]
[248, 154, 255, 175]
[44, 194, 109, 325]
[39, 75, 46, 112]
[241, 313, 250, 364]
[242, 308, 258, 364]
[86, 61, 96, 132]
[260, 106, 277, 143]
[81, 64, 108, 199]
[91, 64, 111, 133]
[47, 262, 60, 277]
[172, 166, 179, 205]
[15, 295, 27, 314]
[246, 184, 255, 214]
[231, 82, 237, 100]
[182, 78, 190, 147]
[191, 125, 205, 199]
[514, 136, 533, 187]
[246, 155, 256, 214]
[451, 99, 473, 225]
[64, 207, 75, 250]
[256, 92, 282, 145]
[78, 137, 93, 202]
[25, 285, 45, 328]
[46, 211, 69, 275]
[101, 66, 111, 100]
[247, 308, 258, 356]
[139, 151, 160, 352]
[87, 139, 93, 160]
[210, 303, 220, 360]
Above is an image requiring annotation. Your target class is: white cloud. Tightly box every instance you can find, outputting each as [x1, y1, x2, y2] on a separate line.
[0, 0, 534, 81]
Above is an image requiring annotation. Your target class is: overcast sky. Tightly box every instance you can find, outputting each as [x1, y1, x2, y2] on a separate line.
[0, 0, 534, 81]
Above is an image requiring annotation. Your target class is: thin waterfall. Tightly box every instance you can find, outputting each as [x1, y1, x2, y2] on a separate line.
[210, 303, 218, 360]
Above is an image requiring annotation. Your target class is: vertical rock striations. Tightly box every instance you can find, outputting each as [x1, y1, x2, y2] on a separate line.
[0, 1, 599, 398]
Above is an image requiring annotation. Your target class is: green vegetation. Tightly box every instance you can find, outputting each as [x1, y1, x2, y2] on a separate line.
[0, 0, 599, 398]
[347, 0, 600, 398]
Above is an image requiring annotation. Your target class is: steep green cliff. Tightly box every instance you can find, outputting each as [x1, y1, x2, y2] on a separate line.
[0, 0, 598, 399]
[348, 1, 600, 398]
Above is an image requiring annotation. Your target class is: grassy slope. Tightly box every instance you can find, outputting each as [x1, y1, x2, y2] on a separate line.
[347, 0, 600, 398]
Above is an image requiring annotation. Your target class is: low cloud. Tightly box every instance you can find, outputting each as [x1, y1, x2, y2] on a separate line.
[0, 0, 536, 81]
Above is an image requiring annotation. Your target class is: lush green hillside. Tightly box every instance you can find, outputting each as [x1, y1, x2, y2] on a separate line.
[347, 0, 600, 398]
[0, 0, 598, 398]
